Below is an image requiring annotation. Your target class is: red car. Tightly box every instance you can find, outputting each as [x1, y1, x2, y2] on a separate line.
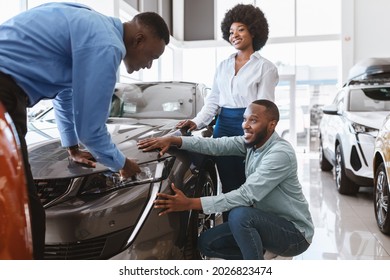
[0, 102, 33, 259]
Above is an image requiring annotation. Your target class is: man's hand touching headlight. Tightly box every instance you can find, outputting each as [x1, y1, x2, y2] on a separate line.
[120, 158, 141, 179]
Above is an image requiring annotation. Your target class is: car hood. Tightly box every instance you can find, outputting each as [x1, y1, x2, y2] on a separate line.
[344, 111, 389, 129]
[29, 118, 179, 180]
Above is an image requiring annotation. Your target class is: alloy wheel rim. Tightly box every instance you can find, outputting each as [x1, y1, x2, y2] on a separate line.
[376, 171, 388, 226]
[335, 148, 342, 189]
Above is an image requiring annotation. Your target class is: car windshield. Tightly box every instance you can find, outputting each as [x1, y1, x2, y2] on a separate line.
[349, 87, 390, 111]
[112, 83, 195, 119]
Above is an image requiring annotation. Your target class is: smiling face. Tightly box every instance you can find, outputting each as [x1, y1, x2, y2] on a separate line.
[229, 22, 254, 51]
[123, 28, 166, 74]
[242, 103, 277, 149]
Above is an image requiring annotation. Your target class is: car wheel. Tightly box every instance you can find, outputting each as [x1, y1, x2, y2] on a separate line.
[374, 163, 390, 234]
[335, 144, 359, 195]
[184, 170, 216, 259]
[319, 138, 332, 171]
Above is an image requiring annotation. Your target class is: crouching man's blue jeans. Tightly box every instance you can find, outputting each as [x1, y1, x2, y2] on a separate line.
[198, 206, 310, 260]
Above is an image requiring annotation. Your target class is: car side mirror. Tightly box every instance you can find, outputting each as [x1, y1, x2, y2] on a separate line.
[322, 104, 339, 115]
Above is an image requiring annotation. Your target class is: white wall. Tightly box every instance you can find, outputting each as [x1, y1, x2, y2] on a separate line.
[355, 0, 390, 61]
[343, 0, 390, 81]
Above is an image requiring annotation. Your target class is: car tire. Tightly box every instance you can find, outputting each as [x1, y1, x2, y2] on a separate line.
[335, 144, 359, 195]
[319, 138, 333, 171]
[374, 162, 390, 235]
[184, 170, 216, 260]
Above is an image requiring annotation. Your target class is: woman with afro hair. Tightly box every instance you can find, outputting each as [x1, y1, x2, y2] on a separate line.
[177, 4, 279, 221]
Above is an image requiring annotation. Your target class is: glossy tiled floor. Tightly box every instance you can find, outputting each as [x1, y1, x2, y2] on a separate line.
[293, 151, 390, 260]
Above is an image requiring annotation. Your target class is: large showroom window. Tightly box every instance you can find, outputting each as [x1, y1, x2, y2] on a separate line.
[186, 0, 342, 151]
[0, 2, 20, 23]
[5, 0, 342, 151]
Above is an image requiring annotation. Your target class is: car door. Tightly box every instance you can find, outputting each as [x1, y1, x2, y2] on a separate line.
[321, 90, 345, 160]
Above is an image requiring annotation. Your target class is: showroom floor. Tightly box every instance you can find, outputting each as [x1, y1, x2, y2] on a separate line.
[293, 151, 390, 260]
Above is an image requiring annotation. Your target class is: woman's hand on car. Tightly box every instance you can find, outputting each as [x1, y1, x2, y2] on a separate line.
[176, 119, 197, 131]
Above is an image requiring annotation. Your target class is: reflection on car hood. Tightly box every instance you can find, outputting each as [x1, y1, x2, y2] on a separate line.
[29, 119, 179, 180]
[345, 111, 390, 129]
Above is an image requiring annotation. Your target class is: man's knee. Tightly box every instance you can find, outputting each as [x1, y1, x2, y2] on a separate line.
[228, 207, 250, 225]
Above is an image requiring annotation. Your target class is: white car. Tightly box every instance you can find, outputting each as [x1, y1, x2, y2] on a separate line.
[319, 58, 390, 195]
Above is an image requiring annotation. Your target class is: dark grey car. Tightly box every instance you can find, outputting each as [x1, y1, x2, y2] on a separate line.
[28, 81, 218, 259]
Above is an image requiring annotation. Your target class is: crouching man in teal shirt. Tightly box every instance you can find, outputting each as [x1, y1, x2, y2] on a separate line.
[138, 99, 314, 260]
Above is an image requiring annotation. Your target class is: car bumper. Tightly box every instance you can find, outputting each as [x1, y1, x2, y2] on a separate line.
[43, 177, 189, 260]
[346, 133, 376, 184]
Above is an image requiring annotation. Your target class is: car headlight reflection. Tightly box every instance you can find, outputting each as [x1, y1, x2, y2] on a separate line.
[79, 156, 175, 195]
[351, 122, 378, 134]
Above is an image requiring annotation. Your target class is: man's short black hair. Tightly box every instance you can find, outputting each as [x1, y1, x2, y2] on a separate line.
[252, 99, 279, 122]
[221, 4, 268, 51]
[134, 12, 170, 45]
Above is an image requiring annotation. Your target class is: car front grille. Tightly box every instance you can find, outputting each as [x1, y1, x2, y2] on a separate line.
[45, 236, 106, 260]
[44, 227, 134, 260]
[34, 178, 72, 206]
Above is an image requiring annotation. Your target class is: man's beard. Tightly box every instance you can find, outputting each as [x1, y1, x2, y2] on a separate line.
[244, 128, 268, 148]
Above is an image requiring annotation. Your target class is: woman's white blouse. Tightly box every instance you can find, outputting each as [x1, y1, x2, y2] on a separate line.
[192, 52, 279, 128]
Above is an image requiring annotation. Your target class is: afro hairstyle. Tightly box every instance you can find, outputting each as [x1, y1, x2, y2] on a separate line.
[221, 4, 269, 51]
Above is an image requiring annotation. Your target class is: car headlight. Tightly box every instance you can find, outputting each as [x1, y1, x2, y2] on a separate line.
[79, 156, 175, 195]
[350, 122, 378, 134]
